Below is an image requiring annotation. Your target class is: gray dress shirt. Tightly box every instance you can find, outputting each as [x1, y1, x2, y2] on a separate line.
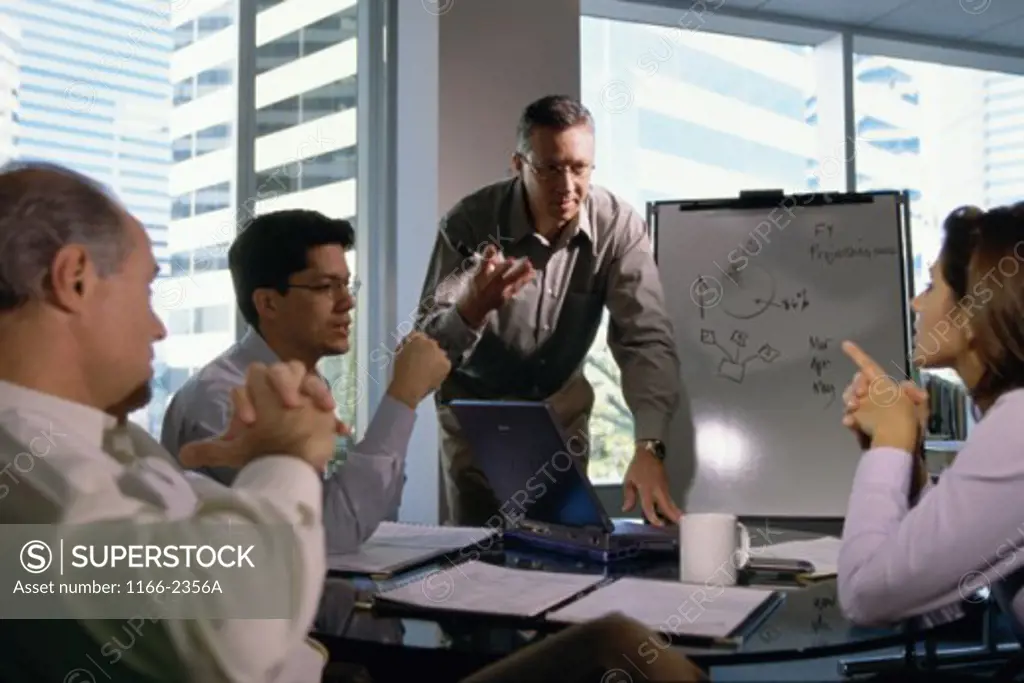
[161, 328, 416, 554]
[416, 177, 681, 442]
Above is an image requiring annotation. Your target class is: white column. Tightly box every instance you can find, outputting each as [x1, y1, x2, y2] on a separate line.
[389, 0, 581, 523]
[438, 0, 582, 209]
[391, 0, 440, 523]
[232, 2, 256, 340]
[813, 32, 856, 192]
[355, 0, 392, 435]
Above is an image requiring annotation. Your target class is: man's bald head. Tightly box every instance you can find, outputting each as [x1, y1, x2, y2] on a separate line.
[0, 161, 165, 412]
[0, 161, 130, 311]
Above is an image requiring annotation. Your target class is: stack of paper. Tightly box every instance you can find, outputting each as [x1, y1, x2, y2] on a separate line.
[375, 560, 606, 617]
[327, 522, 500, 577]
[753, 536, 842, 579]
[546, 577, 779, 641]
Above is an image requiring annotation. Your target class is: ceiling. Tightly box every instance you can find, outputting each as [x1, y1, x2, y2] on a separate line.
[653, 0, 1024, 54]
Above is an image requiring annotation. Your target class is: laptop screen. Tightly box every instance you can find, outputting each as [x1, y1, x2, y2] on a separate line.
[449, 400, 610, 530]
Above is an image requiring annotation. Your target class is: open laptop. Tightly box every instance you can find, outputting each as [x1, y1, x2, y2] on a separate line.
[448, 399, 678, 562]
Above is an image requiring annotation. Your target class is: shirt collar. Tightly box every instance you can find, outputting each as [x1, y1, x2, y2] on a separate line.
[505, 177, 593, 247]
[0, 379, 116, 449]
[238, 327, 282, 365]
[237, 327, 326, 382]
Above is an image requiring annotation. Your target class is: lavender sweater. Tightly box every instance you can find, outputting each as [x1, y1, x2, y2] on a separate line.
[839, 388, 1024, 627]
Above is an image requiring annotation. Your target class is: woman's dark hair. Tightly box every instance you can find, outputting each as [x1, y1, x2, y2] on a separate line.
[940, 201, 1024, 407]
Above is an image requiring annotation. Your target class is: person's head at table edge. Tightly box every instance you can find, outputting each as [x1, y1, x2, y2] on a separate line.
[912, 201, 1024, 411]
[229, 208, 357, 371]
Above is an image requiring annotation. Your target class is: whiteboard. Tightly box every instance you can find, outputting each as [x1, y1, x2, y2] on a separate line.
[651, 192, 913, 518]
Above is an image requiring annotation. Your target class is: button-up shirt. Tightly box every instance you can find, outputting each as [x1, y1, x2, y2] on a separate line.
[0, 379, 326, 682]
[417, 177, 681, 442]
[161, 328, 415, 553]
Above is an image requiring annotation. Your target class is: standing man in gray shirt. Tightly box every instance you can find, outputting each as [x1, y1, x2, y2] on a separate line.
[417, 94, 683, 527]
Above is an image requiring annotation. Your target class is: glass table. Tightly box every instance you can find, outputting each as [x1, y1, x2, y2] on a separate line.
[311, 534, 916, 679]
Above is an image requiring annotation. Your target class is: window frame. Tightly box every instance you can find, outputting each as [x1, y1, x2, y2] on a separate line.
[232, 0, 385, 435]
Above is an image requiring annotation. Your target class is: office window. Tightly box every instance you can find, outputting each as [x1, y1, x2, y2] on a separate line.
[303, 77, 356, 124]
[854, 54, 1024, 296]
[196, 64, 233, 98]
[196, 123, 232, 157]
[173, 77, 194, 106]
[169, 252, 191, 277]
[581, 16, 827, 482]
[194, 243, 231, 273]
[854, 55, 1024, 397]
[254, 2, 361, 433]
[194, 181, 231, 215]
[255, 8, 356, 76]
[174, 20, 195, 49]
[197, 3, 233, 40]
[171, 194, 191, 219]
[195, 305, 233, 334]
[161, 5, 239, 436]
[257, 146, 356, 196]
[256, 30, 300, 75]
[256, 94, 299, 136]
[172, 134, 193, 162]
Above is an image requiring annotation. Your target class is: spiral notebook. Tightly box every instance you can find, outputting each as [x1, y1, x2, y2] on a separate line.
[327, 521, 501, 577]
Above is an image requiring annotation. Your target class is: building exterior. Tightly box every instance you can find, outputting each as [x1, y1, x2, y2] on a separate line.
[0, 16, 18, 165]
[0, 1, 172, 269]
[154, 0, 359, 434]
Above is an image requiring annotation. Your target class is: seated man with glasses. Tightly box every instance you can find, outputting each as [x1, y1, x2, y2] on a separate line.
[162, 209, 451, 553]
[417, 94, 685, 528]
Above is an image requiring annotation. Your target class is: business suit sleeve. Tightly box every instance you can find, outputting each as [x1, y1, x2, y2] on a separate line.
[838, 391, 1024, 626]
[415, 209, 486, 366]
[603, 207, 682, 443]
[322, 395, 416, 554]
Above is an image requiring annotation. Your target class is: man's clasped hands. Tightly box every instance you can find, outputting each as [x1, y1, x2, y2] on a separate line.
[179, 331, 446, 474]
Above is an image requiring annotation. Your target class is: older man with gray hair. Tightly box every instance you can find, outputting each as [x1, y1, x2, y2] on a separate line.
[418, 94, 683, 527]
[0, 161, 342, 682]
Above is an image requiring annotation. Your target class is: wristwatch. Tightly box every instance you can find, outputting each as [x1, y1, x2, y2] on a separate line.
[638, 439, 666, 461]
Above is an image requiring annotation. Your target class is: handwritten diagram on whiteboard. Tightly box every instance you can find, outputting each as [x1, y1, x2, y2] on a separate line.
[653, 192, 912, 517]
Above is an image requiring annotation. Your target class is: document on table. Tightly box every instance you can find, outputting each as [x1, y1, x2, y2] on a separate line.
[753, 536, 841, 579]
[327, 522, 500, 576]
[546, 577, 780, 640]
[375, 560, 606, 617]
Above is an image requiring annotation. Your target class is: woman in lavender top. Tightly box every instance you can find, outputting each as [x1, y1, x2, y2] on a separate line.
[838, 202, 1024, 627]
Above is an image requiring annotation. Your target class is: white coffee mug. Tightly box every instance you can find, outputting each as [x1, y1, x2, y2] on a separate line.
[679, 513, 751, 586]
